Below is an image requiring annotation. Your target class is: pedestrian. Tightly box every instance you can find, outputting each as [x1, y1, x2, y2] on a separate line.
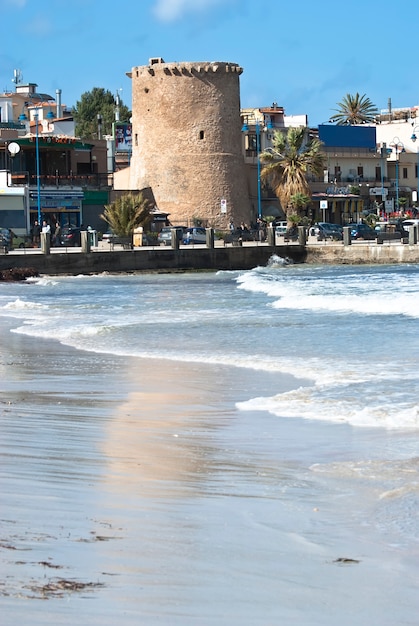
[52, 222, 61, 247]
[257, 217, 266, 242]
[31, 220, 41, 247]
[42, 220, 51, 235]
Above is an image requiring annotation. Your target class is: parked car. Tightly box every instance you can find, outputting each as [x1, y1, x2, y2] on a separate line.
[346, 223, 377, 240]
[157, 226, 186, 246]
[12, 233, 32, 248]
[60, 226, 81, 246]
[374, 220, 409, 238]
[284, 226, 299, 241]
[402, 219, 419, 232]
[275, 221, 288, 236]
[310, 222, 343, 240]
[182, 227, 207, 244]
[102, 230, 116, 242]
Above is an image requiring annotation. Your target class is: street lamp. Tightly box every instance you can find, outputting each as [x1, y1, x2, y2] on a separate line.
[390, 137, 404, 215]
[378, 142, 387, 218]
[255, 119, 261, 219]
[241, 114, 273, 219]
[19, 102, 54, 224]
[410, 126, 419, 205]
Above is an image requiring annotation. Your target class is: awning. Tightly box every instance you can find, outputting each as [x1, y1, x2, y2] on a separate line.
[14, 136, 93, 151]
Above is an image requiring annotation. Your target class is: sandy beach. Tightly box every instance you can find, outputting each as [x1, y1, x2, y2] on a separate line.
[1, 321, 299, 625]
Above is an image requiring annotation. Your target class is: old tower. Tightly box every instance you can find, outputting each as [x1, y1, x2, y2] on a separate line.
[127, 58, 252, 227]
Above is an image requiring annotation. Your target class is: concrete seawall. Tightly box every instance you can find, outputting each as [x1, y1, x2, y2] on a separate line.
[0, 242, 418, 276]
[0, 245, 306, 276]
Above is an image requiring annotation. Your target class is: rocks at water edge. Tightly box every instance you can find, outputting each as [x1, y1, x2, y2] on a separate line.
[0, 267, 39, 281]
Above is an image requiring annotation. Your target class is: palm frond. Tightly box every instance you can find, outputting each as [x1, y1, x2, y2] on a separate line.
[101, 193, 153, 236]
[330, 92, 378, 125]
[260, 127, 325, 218]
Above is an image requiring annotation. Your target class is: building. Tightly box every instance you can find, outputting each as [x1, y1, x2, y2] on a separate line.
[114, 57, 252, 229]
[240, 105, 308, 222]
[0, 76, 110, 234]
[241, 102, 419, 225]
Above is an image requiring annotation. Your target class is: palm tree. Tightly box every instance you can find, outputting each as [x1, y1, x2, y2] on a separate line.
[288, 192, 311, 222]
[101, 192, 153, 237]
[259, 127, 325, 225]
[330, 93, 378, 125]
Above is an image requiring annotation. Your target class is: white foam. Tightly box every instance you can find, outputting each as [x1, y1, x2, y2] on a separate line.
[237, 384, 419, 430]
[236, 266, 419, 318]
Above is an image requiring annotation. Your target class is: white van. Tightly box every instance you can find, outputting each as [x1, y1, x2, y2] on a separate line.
[275, 221, 287, 236]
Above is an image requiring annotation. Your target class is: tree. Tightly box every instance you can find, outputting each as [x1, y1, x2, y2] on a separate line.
[288, 192, 311, 223]
[100, 192, 153, 237]
[73, 88, 131, 140]
[259, 127, 325, 224]
[330, 93, 378, 125]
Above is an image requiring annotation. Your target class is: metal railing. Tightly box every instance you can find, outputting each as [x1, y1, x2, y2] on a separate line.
[10, 171, 113, 189]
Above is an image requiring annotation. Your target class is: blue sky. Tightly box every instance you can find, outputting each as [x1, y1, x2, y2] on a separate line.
[1, 0, 418, 126]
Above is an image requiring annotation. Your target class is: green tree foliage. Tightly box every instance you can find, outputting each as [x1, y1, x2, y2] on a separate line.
[330, 93, 378, 125]
[73, 88, 131, 140]
[289, 192, 311, 218]
[100, 193, 153, 237]
[259, 127, 325, 223]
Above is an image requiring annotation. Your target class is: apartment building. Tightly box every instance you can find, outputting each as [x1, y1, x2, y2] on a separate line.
[0, 79, 109, 234]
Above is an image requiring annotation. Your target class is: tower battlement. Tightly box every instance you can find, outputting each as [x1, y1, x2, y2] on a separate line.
[127, 58, 243, 80]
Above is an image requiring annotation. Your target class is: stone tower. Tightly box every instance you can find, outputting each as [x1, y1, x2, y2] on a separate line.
[127, 58, 252, 228]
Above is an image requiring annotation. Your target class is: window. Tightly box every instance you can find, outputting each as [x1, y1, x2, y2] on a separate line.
[248, 133, 257, 152]
[357, 166, 364, 178]
[199, 130, 205, 140]
[375, 166, 381, 180]
[403, 167, 408, 179]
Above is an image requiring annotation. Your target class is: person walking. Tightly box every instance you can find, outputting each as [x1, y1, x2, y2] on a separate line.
[257, 217, 266, 242]
[31, 220, 41, 247]
[52, 222, 61, 247]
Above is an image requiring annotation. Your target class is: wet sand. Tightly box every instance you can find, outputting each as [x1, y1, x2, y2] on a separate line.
[1, 321, 301, 625]
[2, 320, 419, 625]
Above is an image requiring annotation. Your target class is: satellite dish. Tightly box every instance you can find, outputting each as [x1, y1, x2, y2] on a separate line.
[8, 142, 21, 157]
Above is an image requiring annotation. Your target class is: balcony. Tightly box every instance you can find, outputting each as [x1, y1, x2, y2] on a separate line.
[10, 171, 113, 189]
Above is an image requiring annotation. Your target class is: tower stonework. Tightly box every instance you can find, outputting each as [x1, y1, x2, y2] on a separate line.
[127, 58, 252, 228]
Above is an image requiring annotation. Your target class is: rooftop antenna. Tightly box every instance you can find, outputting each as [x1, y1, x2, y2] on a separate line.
[115, 88, 122, 122]
[12, 69, 23, 86]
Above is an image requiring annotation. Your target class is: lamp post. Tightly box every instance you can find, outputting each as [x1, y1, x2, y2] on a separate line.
[379, 142, 387, 218]
[255, 119, 261, 219]
[19, 102, 54, 225]
[34, 110, 41, 224]
[241, 114, 272, 219]
[390, 137, 404, 215]
[410, 126, 419, 206]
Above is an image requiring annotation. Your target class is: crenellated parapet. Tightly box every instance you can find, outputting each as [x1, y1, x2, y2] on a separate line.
[127, 58, 243, 80]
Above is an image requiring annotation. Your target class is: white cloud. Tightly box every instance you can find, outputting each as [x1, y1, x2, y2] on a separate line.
[153, 0, 225, 22]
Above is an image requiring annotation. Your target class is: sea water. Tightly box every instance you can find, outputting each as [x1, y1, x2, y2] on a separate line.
[0, 259, 418, 624]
